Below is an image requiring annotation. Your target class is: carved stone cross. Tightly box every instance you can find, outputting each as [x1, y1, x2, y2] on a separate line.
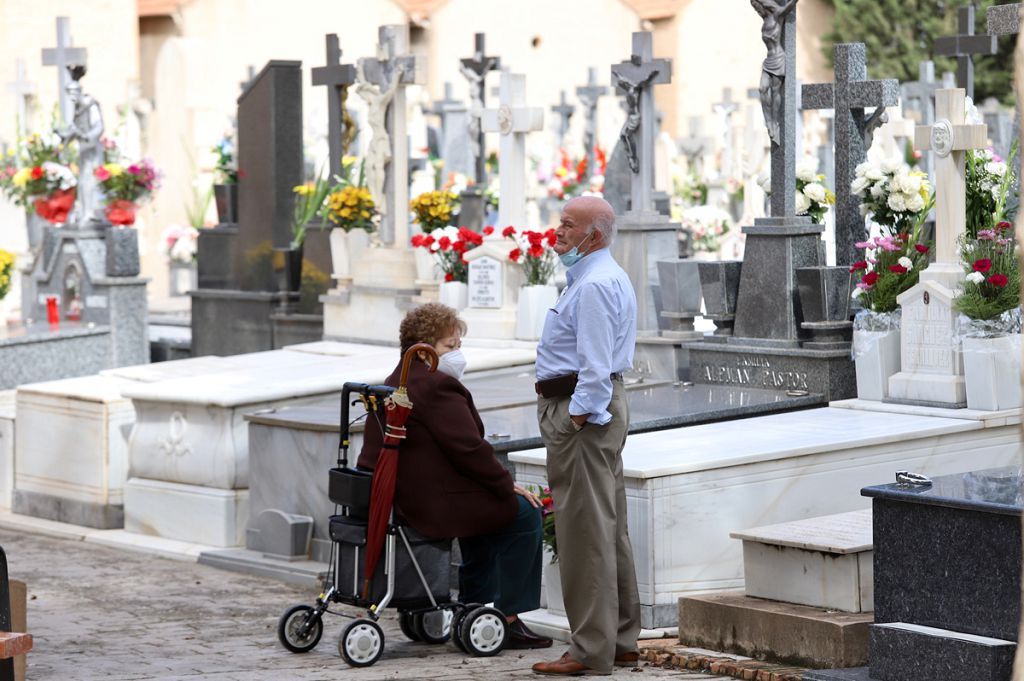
[6, 59, 36, 138]
[312, 34, 356, 181]
[481, 72, 543, 227]
[460, 33, 501, 184]
[550, 90, 575, 149]
[934, 5, 997, 100]
[41, 17, 86, 127]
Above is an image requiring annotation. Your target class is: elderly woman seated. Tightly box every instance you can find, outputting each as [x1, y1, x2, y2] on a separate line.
[358, 302, 551, 649]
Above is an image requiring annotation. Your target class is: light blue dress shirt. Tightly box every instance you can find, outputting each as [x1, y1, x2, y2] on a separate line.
[536, 248, 637, 425]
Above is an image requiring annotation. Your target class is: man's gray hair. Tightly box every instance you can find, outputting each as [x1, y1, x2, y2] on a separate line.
[588, 210, 617, 245]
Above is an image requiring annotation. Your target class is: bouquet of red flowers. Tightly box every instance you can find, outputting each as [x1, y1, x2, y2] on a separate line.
[503, 226, 558, 286]
[410, 225, 489, 283]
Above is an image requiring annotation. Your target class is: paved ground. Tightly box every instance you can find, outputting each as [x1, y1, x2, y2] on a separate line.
[3, 529, 715, 680]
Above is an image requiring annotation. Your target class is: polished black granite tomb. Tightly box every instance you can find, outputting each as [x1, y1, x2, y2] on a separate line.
[809, 467, 1023, 681]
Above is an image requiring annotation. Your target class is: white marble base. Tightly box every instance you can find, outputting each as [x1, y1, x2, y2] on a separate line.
[460, 306, 519, 340]
[510, 407, 1021, 627]
[322, 285, 416, 344]
[15, 375, 136, 510]
[853, 329, 900, 401]
[517, 608, 668, 644]
[124, 477, 249, 547]
[887, 371, 966, 406]
[963, 336, 1023, 411]
[732, 510, 873, 613]
[0, 391, 14, 509]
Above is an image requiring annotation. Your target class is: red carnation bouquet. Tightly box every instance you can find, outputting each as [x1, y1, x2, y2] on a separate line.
[503, 226, 558, 286]
[410, 225, 487, 283]
[954, 221, 1020, 323]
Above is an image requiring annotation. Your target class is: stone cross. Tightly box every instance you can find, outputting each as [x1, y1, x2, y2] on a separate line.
[41, 17, 86, 127]
[902, 61, 939, 128]
[914, 89, 988, 276]
[801, 43, 899, 266]
[712, 87, 740, 177]
[481, 72, 543, 227]
[610, 31, 672, 215]
[460, 33, 501, 184]
[6, 59, 36, 138]
[428, 82, 471, 177]
[678, 116, 712, 177]
[576, 67, 608, 184]
[358, 24, 425, 246]
[312, 34, 356, 182]
[550, 90, 575, 150]
[934, 5, 997, 101]
[751, 0, 801, 219]
[986, 4, 1022, 193]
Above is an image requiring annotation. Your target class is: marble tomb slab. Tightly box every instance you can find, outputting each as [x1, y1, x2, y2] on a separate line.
[511, 407, 1021, 628]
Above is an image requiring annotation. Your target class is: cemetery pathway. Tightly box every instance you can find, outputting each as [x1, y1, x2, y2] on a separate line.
[2, 530, 714, 680]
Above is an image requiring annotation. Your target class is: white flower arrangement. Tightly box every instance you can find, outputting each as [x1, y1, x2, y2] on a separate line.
[160, 224, 198, 264]
[679, 205, 732, 253]
[851, 155, 932, 232]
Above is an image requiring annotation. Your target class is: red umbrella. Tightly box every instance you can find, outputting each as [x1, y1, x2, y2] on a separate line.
[362, 342, 439, 600]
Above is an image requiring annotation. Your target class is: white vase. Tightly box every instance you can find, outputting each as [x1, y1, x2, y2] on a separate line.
[329, 228, 370, 283]
[516, 284, 558, 341]
[168, 261, 197, 297]
[853, 328, 901, 401]
[963, 334, 1022, 411]
[438, 281, 468, 311]
[543, 551, 565, 616]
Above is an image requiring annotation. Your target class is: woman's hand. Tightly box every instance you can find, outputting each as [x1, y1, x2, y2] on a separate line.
[514, 485, 542, 508]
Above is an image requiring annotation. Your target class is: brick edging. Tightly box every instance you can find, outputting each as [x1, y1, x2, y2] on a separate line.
[640, 646, 809, 681]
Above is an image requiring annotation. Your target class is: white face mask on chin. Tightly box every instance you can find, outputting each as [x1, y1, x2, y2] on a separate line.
[437, 349, 467, 381]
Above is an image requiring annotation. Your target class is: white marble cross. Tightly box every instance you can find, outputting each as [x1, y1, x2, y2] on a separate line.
[914, 88, 988, 282]
[41, 17, 86, 128]
[712, 87, 739, 177]
[481, 72, 543, 227]
[6, 59, 36, 138]
[357, 24, 425, 247]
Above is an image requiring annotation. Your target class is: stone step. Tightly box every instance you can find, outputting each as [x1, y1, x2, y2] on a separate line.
[869, 622, 1016, 681]
[678, 590, 871, 669]
[730, 509, 872, 613]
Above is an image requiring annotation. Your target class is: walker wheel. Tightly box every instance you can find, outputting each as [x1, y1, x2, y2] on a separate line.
[412, 609, 453, 644]
[339, 618, 385, 667]
[399, 611, 421, 642]
[277, 604, 323, 653]
[459, 606, 508, 657]
[451, 602, 482, 653]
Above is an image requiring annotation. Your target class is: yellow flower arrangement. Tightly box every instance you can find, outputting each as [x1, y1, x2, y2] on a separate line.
[410, 190, 458, 233]
[0, 249, 15, 301]
[324, 185, 376, 233]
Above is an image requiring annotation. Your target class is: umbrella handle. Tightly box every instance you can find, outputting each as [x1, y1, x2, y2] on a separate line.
[399, 343, 438, 388]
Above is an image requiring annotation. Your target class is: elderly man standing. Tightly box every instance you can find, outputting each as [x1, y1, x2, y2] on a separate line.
[531, 196, 641, 677]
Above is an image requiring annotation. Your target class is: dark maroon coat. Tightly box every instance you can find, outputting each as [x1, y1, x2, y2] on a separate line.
[357, 360, 517, 539]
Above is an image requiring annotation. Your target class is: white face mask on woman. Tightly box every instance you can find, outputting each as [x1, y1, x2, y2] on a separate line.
[437, 349, 467, 381]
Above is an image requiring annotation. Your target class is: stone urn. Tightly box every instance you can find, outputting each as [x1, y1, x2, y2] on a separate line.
[213, 184, 239, 225]
[105, 225, 140, 278]
[796, 266, 854, 350]
[696, 260, 741, 340]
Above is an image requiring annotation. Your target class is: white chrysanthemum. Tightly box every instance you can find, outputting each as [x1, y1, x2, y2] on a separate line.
[870, 183, 885, 199]
[855, 160, 873, 177]
[865, 165, 885, 181]
[860, 204, 871, 217]
[986, 161, 1008, 177]
[803, 182, 827, 203]
[966, 271, 986, 284]
[796, 157, 818, 182]
[795, 190, 811, 215]
[892, 170, 922, 195]
[905, 193, 925, 213]
[880, 156, 903, 175]
[887, 193, 907, 212]
[898, 256, 914, 270]
[850, 176, 870, 196]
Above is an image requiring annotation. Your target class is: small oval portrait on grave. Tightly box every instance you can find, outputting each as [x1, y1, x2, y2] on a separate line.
[497, 105, 513, 135]
[930, 120, 953, 158]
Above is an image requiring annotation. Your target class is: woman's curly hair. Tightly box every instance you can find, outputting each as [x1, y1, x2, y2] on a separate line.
[399, 303, 467, 357]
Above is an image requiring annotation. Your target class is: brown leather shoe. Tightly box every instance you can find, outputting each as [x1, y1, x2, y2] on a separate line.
[532, 652, 611, 676]
[506, 618, 553, 649]
[614, 651, 640, 667]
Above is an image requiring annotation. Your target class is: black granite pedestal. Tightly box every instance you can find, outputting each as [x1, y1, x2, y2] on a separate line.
[810, 467, 1023, 681]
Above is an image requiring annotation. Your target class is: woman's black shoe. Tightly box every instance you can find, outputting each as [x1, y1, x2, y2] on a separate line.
[505, 618, 554, 649]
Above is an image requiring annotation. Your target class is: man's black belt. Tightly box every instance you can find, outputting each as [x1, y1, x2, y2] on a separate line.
[535, 372, 623, 398]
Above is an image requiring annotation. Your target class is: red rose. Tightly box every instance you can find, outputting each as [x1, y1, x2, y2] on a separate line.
[502, 226, 516, 238]
[862, 271, 879, 286]
[438, 236, 451, 250]
[888, 264, 907, 274]
[410, 234, 424, 248]
[914, 244, 929, 254]
[973, 258, 992, 273]
[989, 273, 1009, 287]
[997, 221, 1013, 231]
[509, 248, 522, 262]
[30, 166, 43, 180]
[482, 226, 494, 236]
[444, 272, 454, 282]
[850, 260, 868, 273]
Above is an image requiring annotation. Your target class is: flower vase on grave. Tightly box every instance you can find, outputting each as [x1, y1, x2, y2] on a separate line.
[542, 548, 565, 616]
[273, 245, 303, 293]
[105, 226, 140, 277]
[213, 184, 239, 225]
[958, 312, 1022, 411]
[34, 188, 76, 226]
[329, 228, 369, 287]
[438, 280, 468, 311]
[852, 310, 901, 401]
[169, 261, 198, 297]
[104, 200, 137, 226]
[515, 284, 558, 341]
